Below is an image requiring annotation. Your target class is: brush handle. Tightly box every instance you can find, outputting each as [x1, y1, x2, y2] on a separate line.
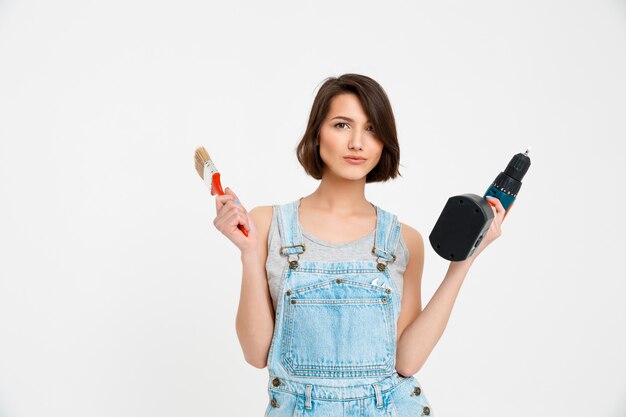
[211, 173, 249, 237]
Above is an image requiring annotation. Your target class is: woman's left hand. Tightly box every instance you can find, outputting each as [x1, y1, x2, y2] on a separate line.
[468, 196, 506, 261]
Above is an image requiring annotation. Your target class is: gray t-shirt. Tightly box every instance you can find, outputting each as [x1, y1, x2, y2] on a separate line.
[265, 205, 410, 313]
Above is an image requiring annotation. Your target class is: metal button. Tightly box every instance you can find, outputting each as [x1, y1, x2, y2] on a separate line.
[291, 299, 296, 304]
[289, 260, 298, 269]
[381, 298, 387, 303]
[410, 386, 421, 396]
[336, 278, 342, 283]
[272, 377, 281, 387]
[271, 398, 279, 408]
[385, 288, 391, 294]
[377, 263, 386, 271]
[286, 291, 291, 296]
[422, 406, 430, 415]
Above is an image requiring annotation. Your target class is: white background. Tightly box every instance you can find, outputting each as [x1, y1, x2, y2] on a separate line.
[1, 1, 625, 416]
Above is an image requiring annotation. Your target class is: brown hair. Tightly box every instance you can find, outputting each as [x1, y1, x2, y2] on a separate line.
[296, 73, 401, 183]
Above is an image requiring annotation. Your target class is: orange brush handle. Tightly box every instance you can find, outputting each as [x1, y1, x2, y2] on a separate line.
[211, 173, 249, 237]
[210, 172, 225, 196]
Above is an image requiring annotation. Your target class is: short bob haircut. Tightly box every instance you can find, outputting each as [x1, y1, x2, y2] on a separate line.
[296, 73, 401, 183]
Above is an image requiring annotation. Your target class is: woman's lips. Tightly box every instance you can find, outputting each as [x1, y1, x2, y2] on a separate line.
[344, 157, 367, 164]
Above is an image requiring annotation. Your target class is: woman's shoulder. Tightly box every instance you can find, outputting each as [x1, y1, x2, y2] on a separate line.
[370, 204, 423, 264]
[247, 206, 275, 261]
[248, 199, 299, 240]
[398, 221, 424, 266]
[249, 205, 274, 235]
[248, 198, 301, 232]
[398, 221, 422, 240]
[374, 205, 422, 249]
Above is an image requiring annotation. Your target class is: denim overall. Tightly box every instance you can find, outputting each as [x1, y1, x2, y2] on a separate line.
[264, 199, 433, 417]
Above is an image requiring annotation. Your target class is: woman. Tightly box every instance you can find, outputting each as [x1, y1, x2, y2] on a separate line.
[213, 73, 504, 416]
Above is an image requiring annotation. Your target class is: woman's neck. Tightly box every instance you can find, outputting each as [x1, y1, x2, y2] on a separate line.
[302, 175, 372, 216]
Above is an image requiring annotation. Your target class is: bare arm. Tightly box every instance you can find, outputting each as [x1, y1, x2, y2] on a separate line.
[212, 189, 275, 368]
[395, 255, 473, 376]
[395, 196, 505, 376]
[234, 206, 275, 368]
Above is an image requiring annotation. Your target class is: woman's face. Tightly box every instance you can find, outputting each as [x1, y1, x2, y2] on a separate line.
[317, 93, 384, 181]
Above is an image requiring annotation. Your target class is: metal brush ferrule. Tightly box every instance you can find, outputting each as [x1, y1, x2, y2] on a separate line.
[203, 159, 218, 189]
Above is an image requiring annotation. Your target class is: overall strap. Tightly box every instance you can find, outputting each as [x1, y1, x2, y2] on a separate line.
[372, 206, 402, 270]
[275, 200, 305, 269]
[275, 199, 401, 271]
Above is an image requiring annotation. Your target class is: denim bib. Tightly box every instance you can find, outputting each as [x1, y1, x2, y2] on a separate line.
[265, 199, 434, 417]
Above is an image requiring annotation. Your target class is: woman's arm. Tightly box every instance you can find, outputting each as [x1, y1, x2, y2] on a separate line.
[395, 237, 473, 376]
[234, 206, 275, 368]
[395, 197, 505, 376]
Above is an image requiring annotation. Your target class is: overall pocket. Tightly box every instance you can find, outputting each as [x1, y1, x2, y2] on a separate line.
[388, 377, 433, 417]
[280, 277, 395, 378]
[265, 389, 299, 417]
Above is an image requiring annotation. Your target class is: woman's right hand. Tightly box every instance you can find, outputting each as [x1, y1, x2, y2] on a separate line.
[213, 187, 259, 254]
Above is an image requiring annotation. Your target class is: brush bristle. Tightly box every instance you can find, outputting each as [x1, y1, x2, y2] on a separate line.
[194, 146, 211, 179]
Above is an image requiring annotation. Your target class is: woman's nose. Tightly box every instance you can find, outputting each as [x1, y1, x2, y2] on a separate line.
[348, 130, 365, 150]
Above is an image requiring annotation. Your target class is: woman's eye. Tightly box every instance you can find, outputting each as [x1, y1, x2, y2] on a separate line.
[334, 123, 375, 132]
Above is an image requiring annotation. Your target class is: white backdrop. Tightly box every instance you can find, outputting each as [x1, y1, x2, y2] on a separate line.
[1, 1, 625, 416]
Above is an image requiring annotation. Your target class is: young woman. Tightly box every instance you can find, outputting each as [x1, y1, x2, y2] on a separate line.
[212, 73, 504, 416]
